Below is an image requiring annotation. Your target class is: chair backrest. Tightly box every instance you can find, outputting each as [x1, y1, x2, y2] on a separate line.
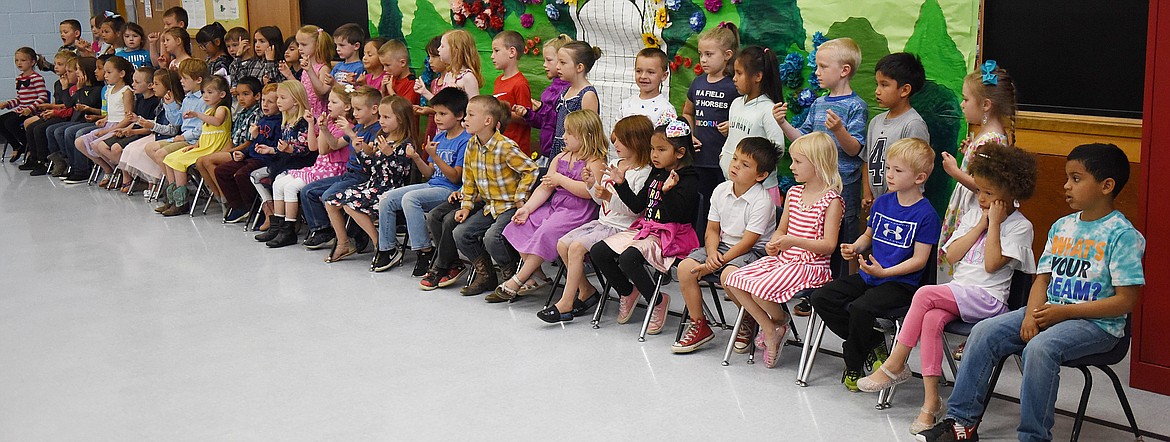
[1006, 270, 1033, 310]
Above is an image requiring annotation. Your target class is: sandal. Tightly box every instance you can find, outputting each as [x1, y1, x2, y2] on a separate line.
[485, 276, 522, 303]
[324, 239, 356, 263]
[764, 325, 787, 368]
[516, 276, 553, 297]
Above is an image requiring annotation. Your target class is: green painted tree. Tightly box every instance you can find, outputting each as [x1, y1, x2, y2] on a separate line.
[910, 80, 964, 216]
[904, 0, 968, 97]
[377, 0, 405, 42]
[737, 0, 804, 50]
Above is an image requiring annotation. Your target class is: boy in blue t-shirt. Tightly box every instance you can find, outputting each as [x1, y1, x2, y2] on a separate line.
[810, 139, 939, 391]
[374, 87, 471, 274]
[326, 23, 366, 87]
[775, 38, 869, 278]
[920, 143, 1145, 442]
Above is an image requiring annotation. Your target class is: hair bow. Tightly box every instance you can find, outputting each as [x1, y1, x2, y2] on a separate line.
[344, 84, 356, 93]
[665, 118, 691, 138]
[981, 60, 998, 86]
[104, 11, 121, 19]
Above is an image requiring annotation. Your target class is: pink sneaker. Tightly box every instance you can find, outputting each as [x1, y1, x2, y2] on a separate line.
[616, 288, 640, 324]
[647, 293, 670, 335]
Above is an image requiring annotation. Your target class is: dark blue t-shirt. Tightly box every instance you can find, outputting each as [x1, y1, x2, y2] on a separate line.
[862, 192, 941, 286]
[344, 122, 382, 171]
[687, 75, 739, 169]
[244, 114, 282, 162]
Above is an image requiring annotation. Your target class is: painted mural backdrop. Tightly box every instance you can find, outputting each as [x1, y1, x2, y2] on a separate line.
[369, 0, 979, 210]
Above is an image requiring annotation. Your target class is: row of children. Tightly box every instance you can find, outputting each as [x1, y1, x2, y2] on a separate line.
[1, 14, 1146, 442]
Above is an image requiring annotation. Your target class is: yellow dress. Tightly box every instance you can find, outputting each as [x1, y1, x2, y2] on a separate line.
[163, 106, 231, 170]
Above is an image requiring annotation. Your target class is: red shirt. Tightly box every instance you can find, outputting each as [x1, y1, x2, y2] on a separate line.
[493, 72, 533, 155]
[392, 75, 420, 105]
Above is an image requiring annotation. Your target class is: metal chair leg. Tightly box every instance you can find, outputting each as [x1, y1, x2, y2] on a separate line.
[188, 178, 204, 216]
[544, 261, 567, 308]
[722, 306, 747, 366]
[876, 320, 903, 409]
[1100, 366, 1142, 441]
[796, 308, 825, 386]
[1070, 366, 1093, 442]
[637, 272, 668, 342]
[202, 186, 215, 214]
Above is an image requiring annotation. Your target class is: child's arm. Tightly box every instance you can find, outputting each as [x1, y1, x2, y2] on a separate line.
[424, 137, 463, 183]
[981, 201, 1016, 273]
[455, 74, 479, 98]
[189, 106, 229, 126]
[942, 147, 978, 192]
[305, 62, 331, 96]
[406, 140, 432, 179]
[508, 144, 539, 203]
[581, 89, 599, 113]
[316, 119, 350, 153]
[306, 115, 320, 152]
[511, 184, 554, 225]
[841, 226, 875, 260]
[862, 180, 874, 213]
[943, 210, 987, 265]
[859, 241, 933, 279]
[1032, 284, 1141, 333]
[611, 167, 651, 213]
[825, 108, 864, 157]
[774, 199, 843, 257]
[546, 157, 601, 199]
[771, 102, 806, 142]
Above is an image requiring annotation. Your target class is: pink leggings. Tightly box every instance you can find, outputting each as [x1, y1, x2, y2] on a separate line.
[896, 285, 961, 377]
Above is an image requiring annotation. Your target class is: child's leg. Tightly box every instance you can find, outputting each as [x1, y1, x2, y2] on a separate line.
[942, 309, 1028, 429]
[504, 252, 546, 291]
[453, 210, 496, 263]
[1016, 317, 1119, 442]
[195, 152, 230, 196]
[400, 185, 449, 252]
[809, 274, 869, 343]
[376, 184, 422, 252]
[882, 285, 962, 374]
[425, 202, 460, 271]
[173, 167, 188, 187]
[326, 202, 352, 250]
[840, 281, 914, 372]
[271, 174, 290, 217]
[484, 208, 522, 274]
[588, 241, 634, 297]
[344, 206, 378, 248]
[551, 239, 578, 311]
[615, 248, 660, 304]
[677, 257, 710, 323]
[282, 177, 306, 220]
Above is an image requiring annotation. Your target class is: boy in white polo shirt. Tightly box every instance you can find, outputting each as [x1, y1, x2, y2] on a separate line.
[672, 137, 779, 353]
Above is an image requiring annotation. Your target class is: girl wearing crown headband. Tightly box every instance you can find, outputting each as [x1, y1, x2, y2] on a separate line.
[590, 118, 700, 336]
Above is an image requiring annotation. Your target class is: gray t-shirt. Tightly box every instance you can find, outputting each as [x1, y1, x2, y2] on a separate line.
[865, 108, 931, 197]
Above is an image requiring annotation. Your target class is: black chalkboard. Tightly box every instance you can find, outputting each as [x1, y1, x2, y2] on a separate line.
[299, 0, 368, 48]
[982, 0, 1147, 118]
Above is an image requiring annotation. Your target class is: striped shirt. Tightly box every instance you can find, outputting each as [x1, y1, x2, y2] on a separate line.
[4, 72, 47, 113]
[460, 131, 538, 217]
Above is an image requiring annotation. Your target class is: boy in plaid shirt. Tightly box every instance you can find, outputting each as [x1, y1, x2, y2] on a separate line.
[451, 95, 537, 295]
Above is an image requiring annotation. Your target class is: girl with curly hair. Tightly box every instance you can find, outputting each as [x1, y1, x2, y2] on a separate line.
[855, 141, 1038, 436]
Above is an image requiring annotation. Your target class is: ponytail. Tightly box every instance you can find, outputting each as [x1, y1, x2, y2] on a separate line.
[738, 46, 783, 103]
[15, 47, 53, 72]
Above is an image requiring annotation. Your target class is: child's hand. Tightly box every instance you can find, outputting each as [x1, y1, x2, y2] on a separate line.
[322, 72, 336, 87]
[277, 140, 292, 153]
[717, 121, 729, 136]
[662, 169, 680, 191]
[18, 108, 32, 116]
[232, 150, 244, 161]
[510, 104, 528, 120]
[264, 45, 276, 61]
[181, 145, 194, 153]
[1031, 304, 1068, 330]
[75, 103, 89, 112]
[250, 124, 259, 138]
[334, 117, 352, 134]
[941, 152, 960, 177]
[299, 57, 311, 70]
[541, 171, 561, 189]
[256, 145, 275, 155]
[772, 102, 788, 124]
[95, 117, 107, 126]
[39, 110, 53, 119]
[531, 100, 543, 112]
[858, 254, 887, 278]
[840, 242, 857, 261]
[384, 81, 396, 96]
[454, 208, 470, 223]
[581, 166, 596, 188]
[182, 110, 196, 119]
[405, 143, 418, 159]
[424, 137, 439, 158]
[1020, 312, 1041, 342]
[824, 109, 843, 132]
[692, 136, 702, 152]
[987, 200, 1008, 226]
[606, 162, 628, 185]
[447, 191, 463, 204]
[861, 195, 874, 214]
[511, 207, 531, 224]
[304, 111, 316, 126]
[278, 61, 293, 78]
[704, 253, 725, 271]
[355, 137, 372, 155]
[413, 78, 427, 95]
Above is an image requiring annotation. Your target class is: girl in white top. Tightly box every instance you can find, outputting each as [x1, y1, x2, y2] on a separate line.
[720, 46, 786, 205]
[537, 115, 654, 323]
[75, 55, 134, 180]
[858, 143, 1036, 435]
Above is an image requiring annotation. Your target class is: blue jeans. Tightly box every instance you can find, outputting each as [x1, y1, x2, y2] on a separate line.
[946, 308, 1119, 442]
[300, 171, 368, 231]
[63, 125, 99, 171]
[376, 183, 451, 252]
[832, 179, 863, 277]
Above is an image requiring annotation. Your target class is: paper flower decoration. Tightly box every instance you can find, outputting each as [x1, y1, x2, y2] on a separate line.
[642, 33, 661, 48]
[808, 72, 820, 90]
[704, 0, 722, 13]
[689, 11, 705, 32]
[545, 3, 560, 20]
[779, 52, 805, 88]
[670, 61, 679, 71]
[665, 0, 681, 11]
[654, 7, 670, 29]
[683, 57, 692, 68]
[521, 13, 534, 28]
[693, 63, 704, 75]
[797, 88, 818, 107]
[808, 31, 828, 68]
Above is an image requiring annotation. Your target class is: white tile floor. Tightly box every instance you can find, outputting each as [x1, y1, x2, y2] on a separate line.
[0, 163, 1166, 441]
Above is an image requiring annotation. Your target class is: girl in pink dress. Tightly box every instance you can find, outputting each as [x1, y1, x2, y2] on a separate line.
[294, 25, 335, 117]
[496, 110, 608, 301]
[723, 132, 844, 368]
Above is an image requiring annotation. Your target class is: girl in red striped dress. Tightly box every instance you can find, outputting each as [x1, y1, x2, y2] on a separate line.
[722, 132, 844, 368]
[0, 47, 53, 161]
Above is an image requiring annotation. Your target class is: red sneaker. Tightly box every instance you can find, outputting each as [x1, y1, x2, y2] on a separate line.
[734, 314, 758, 354]
[437, 264, 468, 288]
[671, 319, 714, 353]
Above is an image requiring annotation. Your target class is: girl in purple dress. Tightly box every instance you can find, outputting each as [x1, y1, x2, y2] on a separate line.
[495, 109, 608, 301]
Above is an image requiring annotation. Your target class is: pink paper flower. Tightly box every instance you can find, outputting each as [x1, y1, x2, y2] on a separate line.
[704, 0, 722, 13]
[521, 13, 534, 28]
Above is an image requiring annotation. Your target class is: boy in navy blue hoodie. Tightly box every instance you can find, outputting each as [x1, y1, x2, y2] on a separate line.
[218, 82, 282, 224]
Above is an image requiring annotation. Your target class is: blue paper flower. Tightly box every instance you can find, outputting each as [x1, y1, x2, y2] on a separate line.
[797, 88, 818, 107]
[777, 175, 797, 196]
[808, 31, 829, 68]
[778, 52, 804, 89]
[689, 11, 706, 33]
[665, 0, 682, 11]
[807, 73, 820, 90]
[546, 3, 560, 20]
[791, 107, 811, 128]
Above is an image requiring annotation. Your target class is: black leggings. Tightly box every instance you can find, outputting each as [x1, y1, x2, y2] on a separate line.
[0, 112, 30, 153]
[589, 241, 662, 306]
[809, 273, 915, 371]
[25, 117, 65, 162]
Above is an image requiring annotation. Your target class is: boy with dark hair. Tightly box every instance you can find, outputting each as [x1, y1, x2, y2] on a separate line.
[919, 143, 1145, 442]
[59, 20, 82, 54]
[489, 30, 533, 155]
[419, 88, 478, 287]
[451, 95, 537, 295]
[329, 23, 367, 86]
[672, 137, 778, 352]
[865, 52, 930, 203]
